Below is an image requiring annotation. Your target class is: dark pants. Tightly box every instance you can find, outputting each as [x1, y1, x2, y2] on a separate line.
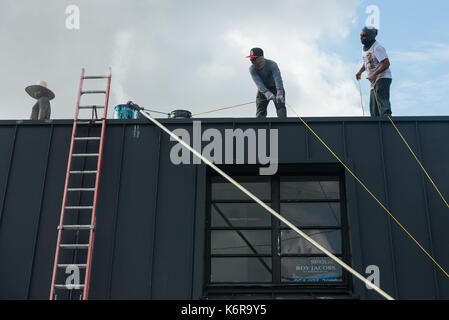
[256, 87, 287, 118]
[370, 78, 392, 117]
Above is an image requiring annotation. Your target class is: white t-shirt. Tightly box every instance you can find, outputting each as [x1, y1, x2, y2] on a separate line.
[362, 41, 392, 80]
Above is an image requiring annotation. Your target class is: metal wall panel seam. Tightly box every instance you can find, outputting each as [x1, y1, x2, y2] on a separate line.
[305, 124, 310, 161]
[190, 164, 198, 299]
[342, 121, 347, 160]
[106, 124, 126, 299]
[272, 175, 281, 284]
[192, 165, 207, 299]
[378, 121, 399, 298]
[341, 121, 353, 291]
[415, 121, 440, 298]
[203, 170, 212, 298]
[26, 125, 54, 299]
[270, 122, 281, 285]
[344, 157, 366, 299]
[269, 121, 272, 164]
[148, 130, 162, 299]
[233, 121, 236, 164]
[0, 125, 18, 225]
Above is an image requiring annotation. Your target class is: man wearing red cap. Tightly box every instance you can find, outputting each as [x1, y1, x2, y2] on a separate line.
[247, 48, 287, 118]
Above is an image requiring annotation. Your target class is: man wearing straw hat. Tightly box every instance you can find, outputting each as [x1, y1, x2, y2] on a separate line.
[26, 81, 55, 120]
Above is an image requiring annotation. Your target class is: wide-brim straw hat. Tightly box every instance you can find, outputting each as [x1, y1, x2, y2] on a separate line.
[25, 81, 55, 100]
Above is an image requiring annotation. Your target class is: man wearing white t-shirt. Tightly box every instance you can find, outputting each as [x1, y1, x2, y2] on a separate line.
[356, 26, 392, 116]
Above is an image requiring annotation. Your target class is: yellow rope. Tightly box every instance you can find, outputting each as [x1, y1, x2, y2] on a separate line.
[371, 84, 449, 210]
[286, 101, 449, 278]
[357, 79, 366, 116]
[191, 101, 255, 117]
[167, 88, 449, 278]
[139, 108, 395, 300]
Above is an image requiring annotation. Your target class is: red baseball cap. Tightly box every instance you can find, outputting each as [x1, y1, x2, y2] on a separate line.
[246, 48, 264, 58]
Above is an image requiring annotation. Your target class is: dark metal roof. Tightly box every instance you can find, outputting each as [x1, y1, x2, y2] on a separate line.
[0, 117, 448, 299]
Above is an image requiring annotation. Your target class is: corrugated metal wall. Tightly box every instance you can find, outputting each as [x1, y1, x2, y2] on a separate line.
[0, 117, 448, 300]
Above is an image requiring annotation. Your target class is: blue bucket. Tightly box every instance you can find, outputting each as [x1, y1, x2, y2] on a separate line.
[114, 104, 136, 119]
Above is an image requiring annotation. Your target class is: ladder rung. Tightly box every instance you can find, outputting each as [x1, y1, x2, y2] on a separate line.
[67, 188, 96, 192]
[78, 105, 105, 109]
[74, 137, 101, 141]
[81, 90, 106, 95]
[57, 264, 87, 269]
[54, 284, 85, 290]
[72, 153, 99, 157]
[57, 225, 95, 230]
[83, 76, 108, 79]
[70, 170, 98, 174]
[60, 244, 89, 249]
[65, 206, 93, 210]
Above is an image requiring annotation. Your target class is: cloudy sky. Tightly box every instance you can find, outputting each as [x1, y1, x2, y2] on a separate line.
[1, 0, 448, 120]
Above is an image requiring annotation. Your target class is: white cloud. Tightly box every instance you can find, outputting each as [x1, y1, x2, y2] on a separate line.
[0, 0, 363, 120]
[390, 43, 449, 64]
[393, 74, 449, 116]
[171, 0, 363, 118]
[388, 42, 449, 116]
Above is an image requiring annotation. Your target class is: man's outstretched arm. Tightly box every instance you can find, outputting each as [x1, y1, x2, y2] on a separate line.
[356, 65, 366, 80]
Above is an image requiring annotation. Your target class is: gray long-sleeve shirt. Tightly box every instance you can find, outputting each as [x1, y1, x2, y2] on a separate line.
[249, 59, 284, 93]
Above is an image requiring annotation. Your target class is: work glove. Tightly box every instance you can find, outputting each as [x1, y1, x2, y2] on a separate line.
[276, 90, 285, 104]
[264, 91, 275, 101]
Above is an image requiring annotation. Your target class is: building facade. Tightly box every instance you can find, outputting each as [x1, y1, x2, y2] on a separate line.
[0, 116, 448, 300]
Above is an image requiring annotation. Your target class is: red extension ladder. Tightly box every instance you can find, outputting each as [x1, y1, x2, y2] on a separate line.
[50, 68, 111, 300]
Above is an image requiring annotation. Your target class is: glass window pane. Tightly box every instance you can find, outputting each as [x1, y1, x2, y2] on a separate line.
[211, 230, 271, 254]
[280, 203, 340, 227]
[281, 230, 342, 254]
[211, 257, 272, 283]
[211, 203, 272, 227]
[212, 176, 271, 201]
[280, 177, 339, 200]
[281, 257, 342, 283]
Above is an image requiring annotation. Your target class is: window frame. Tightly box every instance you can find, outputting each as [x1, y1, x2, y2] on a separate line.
[204, 164, 353, 297]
